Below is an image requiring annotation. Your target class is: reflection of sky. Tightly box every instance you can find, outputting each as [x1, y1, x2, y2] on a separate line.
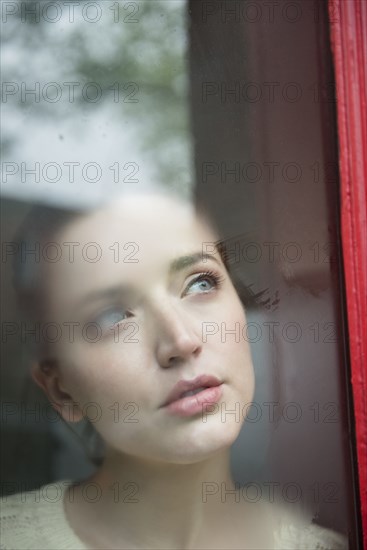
[1, 0, 192, 208]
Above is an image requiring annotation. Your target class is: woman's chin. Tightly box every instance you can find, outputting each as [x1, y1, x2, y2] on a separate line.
[158, 415, 244, 464]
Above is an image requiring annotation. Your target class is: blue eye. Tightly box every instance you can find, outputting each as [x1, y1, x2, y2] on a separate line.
[95, 308, 129, 332]
[186, 271, 224, 295]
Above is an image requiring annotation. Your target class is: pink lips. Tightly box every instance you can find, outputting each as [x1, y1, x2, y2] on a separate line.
[161, 375, 224, 417]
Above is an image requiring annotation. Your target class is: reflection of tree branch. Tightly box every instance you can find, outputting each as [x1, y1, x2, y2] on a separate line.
[3, 0, 191, 189]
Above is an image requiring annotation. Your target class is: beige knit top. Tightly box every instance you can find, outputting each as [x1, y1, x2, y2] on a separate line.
[0, 480, 348, 549]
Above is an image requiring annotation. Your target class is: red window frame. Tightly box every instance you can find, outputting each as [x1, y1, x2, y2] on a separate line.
[328, 0, 367, 546]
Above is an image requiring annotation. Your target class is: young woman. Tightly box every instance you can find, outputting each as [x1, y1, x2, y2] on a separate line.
[1, 186, 348, 549]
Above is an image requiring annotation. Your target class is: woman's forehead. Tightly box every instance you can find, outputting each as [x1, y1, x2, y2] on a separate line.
[42, 194, 221, 310]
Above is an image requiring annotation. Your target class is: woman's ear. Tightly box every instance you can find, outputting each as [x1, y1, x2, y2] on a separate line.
[31, 359, 84, 423]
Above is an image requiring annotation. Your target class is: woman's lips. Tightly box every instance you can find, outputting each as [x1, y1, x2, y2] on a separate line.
[163, 384, 224, 417]
[162, 374, 223, 408]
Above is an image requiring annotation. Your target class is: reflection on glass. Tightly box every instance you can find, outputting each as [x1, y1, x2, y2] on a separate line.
[0, 0, 356, 548]
[2, 0, 192, 206]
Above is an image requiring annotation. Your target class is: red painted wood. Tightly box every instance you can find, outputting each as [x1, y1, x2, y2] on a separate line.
[328, 0, 367, 546]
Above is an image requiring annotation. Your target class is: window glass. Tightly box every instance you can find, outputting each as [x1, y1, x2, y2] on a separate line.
[1, 1, 360, 548]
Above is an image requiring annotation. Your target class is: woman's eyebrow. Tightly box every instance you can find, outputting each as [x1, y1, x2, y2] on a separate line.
[168, 251, 221, 274]
[75, 287, 133, 312]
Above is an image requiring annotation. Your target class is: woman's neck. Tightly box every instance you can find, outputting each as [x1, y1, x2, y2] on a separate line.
[65, 447, 238, 549]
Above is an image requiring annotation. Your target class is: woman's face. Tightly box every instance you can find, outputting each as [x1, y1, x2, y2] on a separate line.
[41, 193, 255, 464]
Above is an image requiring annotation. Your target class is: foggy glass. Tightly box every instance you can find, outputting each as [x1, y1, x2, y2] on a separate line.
[0, 0, 361, 548]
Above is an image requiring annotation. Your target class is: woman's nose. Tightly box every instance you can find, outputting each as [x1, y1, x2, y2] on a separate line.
[151, 301, 203, 368]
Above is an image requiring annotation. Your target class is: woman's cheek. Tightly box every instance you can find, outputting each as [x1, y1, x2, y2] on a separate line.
[57, 342, 133, 405]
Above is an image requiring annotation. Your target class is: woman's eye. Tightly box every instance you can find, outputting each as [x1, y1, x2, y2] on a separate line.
[185, 271, 224, 295]
[188, 278, 214, 293]
[94, 309, 130, 332]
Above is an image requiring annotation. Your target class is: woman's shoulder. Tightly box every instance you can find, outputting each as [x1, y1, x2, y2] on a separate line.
[0, 480, 87, 550]
[230, 496, 348, 549]
[273, 520, 348, 549]
[271, 505, 348, 549]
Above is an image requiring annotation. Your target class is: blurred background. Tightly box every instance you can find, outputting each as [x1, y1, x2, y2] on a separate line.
[0, 0, 360, 546]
